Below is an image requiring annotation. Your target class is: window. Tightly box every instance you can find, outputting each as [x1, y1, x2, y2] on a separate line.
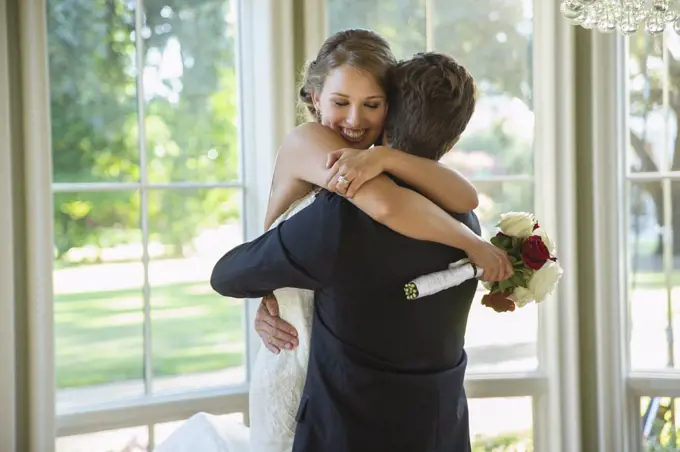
[626, 30, 680, 450]
[30, 0, 286, 448]
[50, 0, 244, 410]
[328, 0, 537, 374]
[322, 0, 563, 448]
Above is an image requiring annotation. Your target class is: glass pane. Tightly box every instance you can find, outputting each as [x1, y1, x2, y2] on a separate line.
[327, 0, 426, 60]
[641, 397, 680, 451]
[674, 181, 680, 367]
[143, 1, 240, 183]
[465, 181, 537, 372]
[630, 181, 667, 369]
[57, 426, 148, 452]
[469, 397, 533, 451]
[149, 188, 245, 393]
[627, 33, 671, 174]
[433, 0, 533, 177]
[54, 191, 144, 412]
[629, 181, 680, 370]
[154, 412, 244, 447]
[47, 0, 140, 183]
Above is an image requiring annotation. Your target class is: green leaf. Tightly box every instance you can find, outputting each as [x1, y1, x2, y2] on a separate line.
[509, 272, 528, 288]
[498, 279, 515, 293]
[490, 234, 512, 250]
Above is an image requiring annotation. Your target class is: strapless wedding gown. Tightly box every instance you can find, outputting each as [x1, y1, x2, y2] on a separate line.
[155, 190, 318, 452]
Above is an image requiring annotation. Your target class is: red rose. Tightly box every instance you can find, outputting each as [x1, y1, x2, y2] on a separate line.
[521, 235, 550, 270]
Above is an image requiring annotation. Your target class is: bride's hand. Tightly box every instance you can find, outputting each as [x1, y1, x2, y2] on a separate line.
[464, 238, 514, 283]
[325, 146, 389, 198]
[255, 294, 299, 354]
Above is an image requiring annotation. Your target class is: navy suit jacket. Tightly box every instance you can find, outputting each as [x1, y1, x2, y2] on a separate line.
[211, 190, 481, 452]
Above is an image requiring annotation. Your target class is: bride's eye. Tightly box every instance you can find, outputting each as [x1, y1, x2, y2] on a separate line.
[365, 103, 380, 109]
[333, 101, 348, 107]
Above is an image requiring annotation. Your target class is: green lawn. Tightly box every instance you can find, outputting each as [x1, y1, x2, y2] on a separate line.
[55, 281, 244, 389]
[632, 270, 680, 289]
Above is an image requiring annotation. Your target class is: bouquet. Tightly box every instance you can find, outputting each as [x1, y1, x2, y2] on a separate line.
[403, 212, 563, 312]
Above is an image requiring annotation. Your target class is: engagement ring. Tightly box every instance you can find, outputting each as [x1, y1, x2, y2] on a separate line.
[337, 175, 350, 185]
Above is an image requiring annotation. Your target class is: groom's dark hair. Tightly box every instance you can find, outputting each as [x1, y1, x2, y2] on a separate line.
[384, 52, 476, 161]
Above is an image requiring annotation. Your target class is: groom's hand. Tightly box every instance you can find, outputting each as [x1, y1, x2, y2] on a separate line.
[255, 294, 299, 354]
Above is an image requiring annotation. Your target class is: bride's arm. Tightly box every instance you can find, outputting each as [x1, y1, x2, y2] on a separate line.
[373, 145, 478, 213]
[266, 122, 481, 251]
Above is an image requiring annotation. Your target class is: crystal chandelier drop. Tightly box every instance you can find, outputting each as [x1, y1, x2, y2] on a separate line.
[560, 0, 679, 35]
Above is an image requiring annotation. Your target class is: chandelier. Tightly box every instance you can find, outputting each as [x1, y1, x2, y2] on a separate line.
[560, 0, 679, 35]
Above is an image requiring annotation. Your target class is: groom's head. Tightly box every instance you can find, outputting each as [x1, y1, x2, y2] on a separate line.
[383, 52, 476, 161]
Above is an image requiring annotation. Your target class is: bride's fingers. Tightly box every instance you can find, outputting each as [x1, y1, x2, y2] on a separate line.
[335, 171, 355, 196]
[326, 150, 343, 168]
[345, 173, 366, 198]
[325, 163, 341, 189]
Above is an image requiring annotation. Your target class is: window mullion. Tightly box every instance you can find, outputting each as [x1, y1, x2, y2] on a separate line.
[134, 0, 154, 397]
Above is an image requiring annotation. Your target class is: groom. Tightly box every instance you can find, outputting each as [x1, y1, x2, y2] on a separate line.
[212, 53, 480, 451]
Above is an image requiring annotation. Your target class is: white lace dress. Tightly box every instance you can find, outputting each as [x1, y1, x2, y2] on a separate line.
[156, 190, 318, 452]
[248, 190, 318, 452]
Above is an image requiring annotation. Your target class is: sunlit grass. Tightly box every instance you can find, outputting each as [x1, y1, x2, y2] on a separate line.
[632, 271, 680, 289]
[55, 281, 244, 388]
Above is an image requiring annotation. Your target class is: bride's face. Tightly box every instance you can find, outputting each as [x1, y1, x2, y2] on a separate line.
[312, 64, 387, 150]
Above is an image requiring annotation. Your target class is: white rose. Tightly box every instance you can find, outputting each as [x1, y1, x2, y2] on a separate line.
[497, 212, 536, 238]
[532, 227, 556, 255]
[527, 260, 563, 303]
[509, 286, 534, 308]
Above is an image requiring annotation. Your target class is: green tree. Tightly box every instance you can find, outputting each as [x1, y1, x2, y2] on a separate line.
[48, 0, 240, 259]
[328, 0, 535, 228]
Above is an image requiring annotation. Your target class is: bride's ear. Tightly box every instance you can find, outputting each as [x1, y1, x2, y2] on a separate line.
[311, 90, 321, 112]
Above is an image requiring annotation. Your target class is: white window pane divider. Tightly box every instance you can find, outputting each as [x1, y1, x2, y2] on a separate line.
[133, 0, 155, 399]
[56, 387, 249, 438]
[626, 171, 680, 182]
[464, 373, 548, 399]
[629, 372, 680, 398]
[52, 181, 246, 193]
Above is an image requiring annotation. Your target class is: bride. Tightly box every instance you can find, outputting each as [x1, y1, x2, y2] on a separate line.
[157, 28, 510, 452]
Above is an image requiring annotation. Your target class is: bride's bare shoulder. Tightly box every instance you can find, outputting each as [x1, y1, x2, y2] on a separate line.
[280, 122, 337, 150]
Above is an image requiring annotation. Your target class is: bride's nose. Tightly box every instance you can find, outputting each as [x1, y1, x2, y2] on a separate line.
[345, 105, 362, 127]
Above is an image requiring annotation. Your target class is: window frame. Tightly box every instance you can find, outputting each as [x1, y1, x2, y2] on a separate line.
[618, 30, 680, 451]
[576, 28, 680, 452]
[17, 0, 297, 448]
[303, 0, 582, 450]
